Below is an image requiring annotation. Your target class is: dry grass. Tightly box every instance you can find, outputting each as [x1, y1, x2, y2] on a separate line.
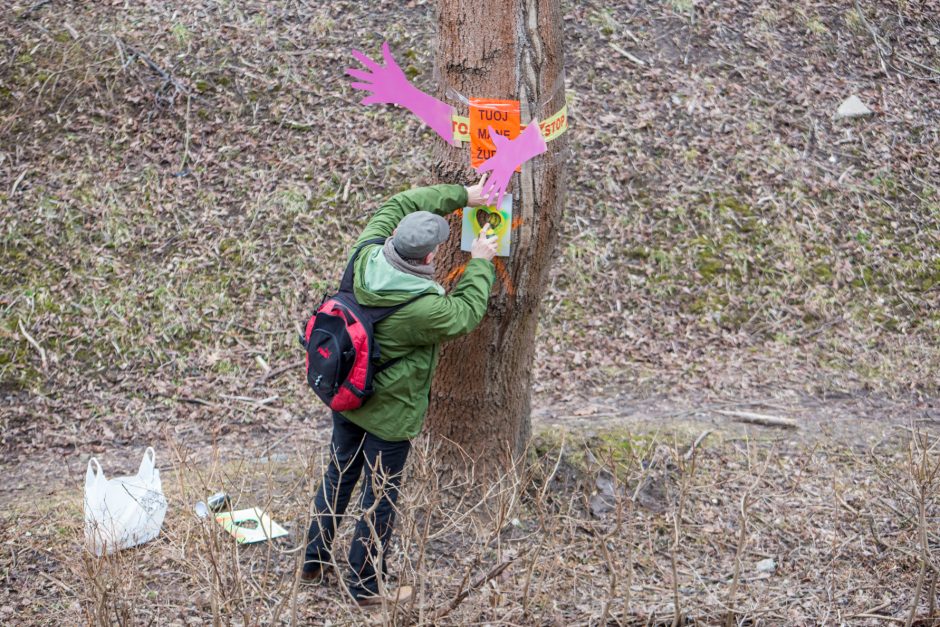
[3, 423, 940, 624]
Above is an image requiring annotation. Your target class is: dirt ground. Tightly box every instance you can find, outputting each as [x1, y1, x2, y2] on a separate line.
[2, 382, 935, 503]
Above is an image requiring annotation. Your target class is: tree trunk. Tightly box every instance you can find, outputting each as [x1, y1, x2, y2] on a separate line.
[427, 0, 568, 476]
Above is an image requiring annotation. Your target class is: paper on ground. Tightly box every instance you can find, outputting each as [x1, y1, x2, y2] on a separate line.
[215, 508, 288, 544]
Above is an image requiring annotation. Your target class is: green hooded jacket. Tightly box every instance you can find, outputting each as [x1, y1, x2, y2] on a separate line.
[339, 184, 495, 441]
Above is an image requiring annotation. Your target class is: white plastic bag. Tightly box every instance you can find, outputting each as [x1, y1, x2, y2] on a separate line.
[84, 447, 168, 556]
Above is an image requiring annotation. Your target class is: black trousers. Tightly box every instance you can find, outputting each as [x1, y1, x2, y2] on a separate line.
[303, 412, 411, 599]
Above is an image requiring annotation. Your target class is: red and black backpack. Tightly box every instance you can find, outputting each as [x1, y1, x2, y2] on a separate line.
[299, 237, 429, 412]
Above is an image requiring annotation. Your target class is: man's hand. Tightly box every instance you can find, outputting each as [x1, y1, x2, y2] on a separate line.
[464, 174, 491, 208]
[470, 224, 499, 261]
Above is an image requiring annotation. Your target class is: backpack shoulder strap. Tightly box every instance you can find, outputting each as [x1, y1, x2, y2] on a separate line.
[368, 291, 435, 372]
[338, 237, 386, 294]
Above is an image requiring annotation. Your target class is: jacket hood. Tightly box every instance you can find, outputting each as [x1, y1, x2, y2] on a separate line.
[353, 245, 444, 307]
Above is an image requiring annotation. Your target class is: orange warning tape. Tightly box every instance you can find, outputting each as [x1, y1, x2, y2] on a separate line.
[452, 104, 567, 144]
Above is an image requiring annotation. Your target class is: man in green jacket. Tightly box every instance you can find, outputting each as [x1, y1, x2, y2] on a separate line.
[302, 178, 498, 607]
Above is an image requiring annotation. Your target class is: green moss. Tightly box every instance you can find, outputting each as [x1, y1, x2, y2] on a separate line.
[171, 22, 191, 45]
[0, 345, 43, 392]
[871, 174, 900, 197]
[588, 9, 620, 37]
[805, 17, 830, 36]
[812, 263, 833, 282]
[594, 429, 656, 470]
[912, 260, 940, 292]
[717, 196, 752, 217]
[844, 8, 865, 33]
[218, 238, 239, 255]
[651, 249, 672, 270]
[689, 298, 709, 314]
[214, 359, 236, 375]
[696, 253, 724, 281]
[666, 0, 694, 13]
[850, 266, 875, 288]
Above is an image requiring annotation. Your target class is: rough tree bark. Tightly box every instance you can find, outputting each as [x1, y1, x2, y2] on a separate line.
[427, 0, 568, 475]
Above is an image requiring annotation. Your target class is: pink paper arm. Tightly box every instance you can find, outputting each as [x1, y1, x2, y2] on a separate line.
[346, 42, 456, 146]
[475, 122, 548, 208]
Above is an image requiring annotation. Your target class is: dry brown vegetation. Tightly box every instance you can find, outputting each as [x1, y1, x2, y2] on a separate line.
[7, 419, 940, 624]
[1, 0, 939, 624]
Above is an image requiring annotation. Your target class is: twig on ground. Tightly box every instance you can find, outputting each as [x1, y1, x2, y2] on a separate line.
[259, 359, 305, 384]
[610, 43, 645, 66]
[18, 319, 48, 370]
[20, 0, 51, 18]
[684, 430, 711, 460]
[117, 38, 190, 105]
[716, 410, 798, 429]
[432, 552, 523, 620]
[10, 169, 28, 195]
[854, 614, 906, 624]
[38, 571, 75, 595]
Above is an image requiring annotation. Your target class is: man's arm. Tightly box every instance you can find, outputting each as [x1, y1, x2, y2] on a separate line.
[353, 184, 467, 251]
[398, 258, 496, 345]
[397, 225, 500, 345]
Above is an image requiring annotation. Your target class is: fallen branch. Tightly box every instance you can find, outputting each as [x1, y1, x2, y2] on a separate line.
[853, 614, 905, 624]
[683, 430, 711, 461]
[20, 0, 51, 18]
[432, 553, 522, 620]
[10, 169, 28, 196]
[117, 38, 190, 105]
[258, 359, 305, 385]
[610, 43, 645, 66]
[38, 571, 75, 595]
[716, 410, 798, 429]
[18, 319, 48, 370]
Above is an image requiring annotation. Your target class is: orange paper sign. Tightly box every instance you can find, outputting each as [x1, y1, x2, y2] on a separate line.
[469, 98, 521, 169]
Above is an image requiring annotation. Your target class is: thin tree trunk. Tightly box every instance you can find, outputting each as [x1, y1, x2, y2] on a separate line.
[427, 0, 568, 476]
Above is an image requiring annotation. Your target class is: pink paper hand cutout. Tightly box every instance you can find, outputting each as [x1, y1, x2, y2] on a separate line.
[346, 42, 457, 146]
[476, 122, 548, 208]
